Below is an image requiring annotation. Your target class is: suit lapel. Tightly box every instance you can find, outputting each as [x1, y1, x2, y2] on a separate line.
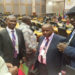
[47, 34, 56, 53]
[37, 36, 45, 53]
[4, 29, 14, 49]
[5, 29, 13, 45]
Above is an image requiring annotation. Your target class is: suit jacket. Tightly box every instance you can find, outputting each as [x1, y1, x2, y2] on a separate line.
[0, 28, 26, 66]
[36, 33, 66, 75]
[64, 31, 75, 68]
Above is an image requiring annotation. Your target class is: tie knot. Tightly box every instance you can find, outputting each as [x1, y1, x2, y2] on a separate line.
[11, 30, 15, 40]
[11, 30, 14, 32]
[46, 38, 49, 41]
[11, 30, 15, 34]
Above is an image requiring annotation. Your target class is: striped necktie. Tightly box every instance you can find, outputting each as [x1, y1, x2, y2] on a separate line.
[11, 30, 17, 58]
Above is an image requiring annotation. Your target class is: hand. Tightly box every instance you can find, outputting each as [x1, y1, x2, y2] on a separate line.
[9, 66, 18, 75]
[6, 63, 13, 68]
[22, 57, 27, 62]
[57, 42, 68, 52]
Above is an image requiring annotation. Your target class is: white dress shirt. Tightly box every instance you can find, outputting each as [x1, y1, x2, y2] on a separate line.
[6, 27, 19, 54]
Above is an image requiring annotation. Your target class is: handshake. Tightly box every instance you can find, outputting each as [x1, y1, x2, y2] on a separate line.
[57, 42, 68, 52]
[6, 63, 18, 75]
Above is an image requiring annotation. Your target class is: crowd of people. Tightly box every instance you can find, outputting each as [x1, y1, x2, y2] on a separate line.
[0, 6, 75, 75]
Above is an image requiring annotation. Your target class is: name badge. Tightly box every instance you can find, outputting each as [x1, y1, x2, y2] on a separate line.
[40, 50, 46, 58]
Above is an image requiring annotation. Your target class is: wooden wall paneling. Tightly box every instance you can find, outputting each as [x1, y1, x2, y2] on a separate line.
[0, 4, 4, 13]
[3, 0, 6, 13]
[25, 0, 28, 16]
[6, 0, 11, 3]
[27, 5, 32, 16]
[35, 0, 40, 16]
[21, 0, 26, 4]
[40, 0, 42, 16]
[6, 5, 12, 13]
[13, 4, 19, 15]
[18, 0, 21, 15]
[20, 5, 26, 15]
[11, 0, 14, 14]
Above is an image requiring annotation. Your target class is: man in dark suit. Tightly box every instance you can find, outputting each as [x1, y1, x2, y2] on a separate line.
[35, 24, 66, 75]
[0, 15, 26, 66]
[57, 6, 75, 68]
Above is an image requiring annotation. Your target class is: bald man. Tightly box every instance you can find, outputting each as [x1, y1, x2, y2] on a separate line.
[35, 24, 66, 75]
[0, 15, 26, 66]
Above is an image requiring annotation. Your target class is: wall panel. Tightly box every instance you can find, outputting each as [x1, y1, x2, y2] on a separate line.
[6, 0, 12, 3]
[27, 6, 32, 15]
[0, 0, 3, 3]
[20, 0, 26, 4]
[0, 5, 4, 13]
[0, 0, 46, 16]
[20, 5, 26, 15]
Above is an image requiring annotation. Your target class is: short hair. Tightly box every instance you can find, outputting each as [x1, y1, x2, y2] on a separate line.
[22, 16, 31, 22]
[42, 24, 53, 28]
[6, 15, 16, 20]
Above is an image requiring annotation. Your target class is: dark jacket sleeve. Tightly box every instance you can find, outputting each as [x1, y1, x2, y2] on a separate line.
[18, 30, 26, 59]
[0, 32, 3, 57]
[64, 46, 75, 58]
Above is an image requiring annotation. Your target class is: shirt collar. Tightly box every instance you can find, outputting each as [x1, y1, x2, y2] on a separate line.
[45, 33, 54, 41]
[6, 26, 16, 33]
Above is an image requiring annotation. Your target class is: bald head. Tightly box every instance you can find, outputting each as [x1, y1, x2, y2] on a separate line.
[42, 24, 54, 38]
[42, 24, 53, 29]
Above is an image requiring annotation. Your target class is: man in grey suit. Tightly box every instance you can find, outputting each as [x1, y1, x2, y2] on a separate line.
[35, 24, 66, 75]
[0, 15, 26, 66]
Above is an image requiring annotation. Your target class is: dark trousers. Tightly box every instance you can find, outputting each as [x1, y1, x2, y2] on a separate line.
[37, 63, 48, 75]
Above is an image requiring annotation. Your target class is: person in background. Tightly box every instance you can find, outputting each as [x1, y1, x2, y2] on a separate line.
[18, 16, 37, 74]
[57, 6, 75, 68]
[0, 56, 18, 75]
[35, 24, 66, 75]
[0, 15, 26, 67]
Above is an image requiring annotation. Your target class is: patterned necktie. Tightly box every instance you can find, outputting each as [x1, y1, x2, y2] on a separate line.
[43, 38, 49, 50]
[41, 38, 49, 63]
[11, 30, 17, 58]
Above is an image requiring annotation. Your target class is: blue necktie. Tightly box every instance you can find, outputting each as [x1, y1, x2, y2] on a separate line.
[11, 31, 17, 58]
